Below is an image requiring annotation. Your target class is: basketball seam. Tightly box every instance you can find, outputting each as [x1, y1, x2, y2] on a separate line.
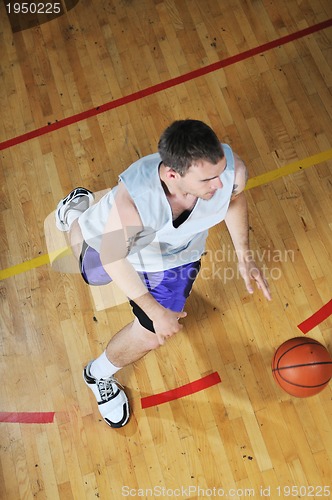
[272, 374, 331, 388]
[272, 361, 332, 371]
[278, 341, 323, 360]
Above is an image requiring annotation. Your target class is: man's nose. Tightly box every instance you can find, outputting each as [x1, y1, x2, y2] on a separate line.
[211, 177, 223, 190]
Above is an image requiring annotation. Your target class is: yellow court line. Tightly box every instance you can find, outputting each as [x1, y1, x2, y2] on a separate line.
[0, 246, 72, 280]
[1, 149, 332, 281]
[245, 149, 332, 190]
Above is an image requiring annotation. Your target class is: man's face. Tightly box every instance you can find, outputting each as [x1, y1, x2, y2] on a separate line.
[178, 157, 227, 200]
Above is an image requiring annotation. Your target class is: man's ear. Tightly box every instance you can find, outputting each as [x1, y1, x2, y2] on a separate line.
[164, 166, 179, 180]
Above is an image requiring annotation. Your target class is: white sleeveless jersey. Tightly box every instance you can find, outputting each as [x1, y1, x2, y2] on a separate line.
[78, 143, 235, 272]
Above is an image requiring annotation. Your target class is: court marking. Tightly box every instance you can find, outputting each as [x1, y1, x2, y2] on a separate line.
[297, 299, 332, 334]
[244, 150, 332, 190]
[141, 372, 221, 409]
[1, 148, 331, 281]
[0, 246, 71, 280]
[0, 412, 55, 424]
[0, 18, 331, 152]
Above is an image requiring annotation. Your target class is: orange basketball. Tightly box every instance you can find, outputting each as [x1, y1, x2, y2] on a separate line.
[272, 337, 332, 397]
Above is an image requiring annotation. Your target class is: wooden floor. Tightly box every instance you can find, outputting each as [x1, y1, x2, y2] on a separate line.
[1, 0, 332, 498]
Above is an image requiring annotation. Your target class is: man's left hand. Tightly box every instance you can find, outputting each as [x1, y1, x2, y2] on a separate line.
[238, 260, 272, 301]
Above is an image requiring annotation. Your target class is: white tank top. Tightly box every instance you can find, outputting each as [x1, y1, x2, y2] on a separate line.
[78, 143, 235, 272]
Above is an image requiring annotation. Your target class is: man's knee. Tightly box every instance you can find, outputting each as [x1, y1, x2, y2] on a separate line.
[132, 319, 160, 350]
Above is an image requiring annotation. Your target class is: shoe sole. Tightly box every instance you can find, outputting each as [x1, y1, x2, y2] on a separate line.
[55, 188, 94, 231]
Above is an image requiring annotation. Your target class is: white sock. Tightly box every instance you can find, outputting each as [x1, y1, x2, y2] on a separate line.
[66, 209, 82, 228]
[89, 351, 121, 379]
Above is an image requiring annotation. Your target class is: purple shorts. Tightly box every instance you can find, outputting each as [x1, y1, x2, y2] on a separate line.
[79, 242, 201, 332]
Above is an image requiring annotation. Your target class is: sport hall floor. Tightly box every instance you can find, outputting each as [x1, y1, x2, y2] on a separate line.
[0, 0, 331, 499]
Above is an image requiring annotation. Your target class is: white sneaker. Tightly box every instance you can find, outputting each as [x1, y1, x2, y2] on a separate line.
[55, 187, 94, 231]
[83, 362, 130, 428]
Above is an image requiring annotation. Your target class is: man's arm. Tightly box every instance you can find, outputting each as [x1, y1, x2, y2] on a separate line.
[99, 182, 186, 343]
[224, 155, 271, 301]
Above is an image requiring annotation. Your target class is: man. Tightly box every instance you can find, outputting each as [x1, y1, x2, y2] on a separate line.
[55, 119, 271, 428]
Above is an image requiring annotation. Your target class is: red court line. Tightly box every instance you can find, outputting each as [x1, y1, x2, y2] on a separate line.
[298, 299, 332, 334]
[1, 18, 331, 152]
[0, 412, 55, 424]
[141, 371, 221, 409]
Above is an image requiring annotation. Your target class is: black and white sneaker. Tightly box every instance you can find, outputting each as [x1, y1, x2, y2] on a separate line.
[83, 362, 130, 428]
[55, 187, 94, 232]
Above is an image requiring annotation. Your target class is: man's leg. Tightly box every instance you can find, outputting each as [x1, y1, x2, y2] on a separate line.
[84, 318, 160, 429]
[105, 318, 160, 366]
[84, 262, 200, 429]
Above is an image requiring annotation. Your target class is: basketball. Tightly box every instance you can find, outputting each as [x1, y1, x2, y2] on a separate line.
[272, 337, 332, 397]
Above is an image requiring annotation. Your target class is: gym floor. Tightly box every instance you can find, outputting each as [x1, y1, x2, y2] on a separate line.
[0, 1, 331, 499]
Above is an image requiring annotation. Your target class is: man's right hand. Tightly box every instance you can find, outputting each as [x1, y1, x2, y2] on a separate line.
[151, 308, 187, 345]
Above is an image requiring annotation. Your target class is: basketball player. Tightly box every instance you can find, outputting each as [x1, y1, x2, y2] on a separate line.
[55, 120, 271, 428]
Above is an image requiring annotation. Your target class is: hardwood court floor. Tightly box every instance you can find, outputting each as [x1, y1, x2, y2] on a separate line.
[0, 0, 331, 498]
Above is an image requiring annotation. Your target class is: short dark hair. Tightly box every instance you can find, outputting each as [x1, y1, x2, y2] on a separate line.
[158, 119, 224, 175]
